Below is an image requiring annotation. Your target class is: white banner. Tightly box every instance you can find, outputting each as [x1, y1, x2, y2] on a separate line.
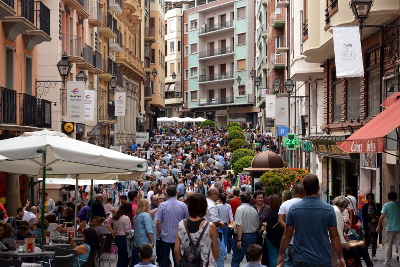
[66, 81, 85, 123]
[274, 96, 288, 127]
[115, 92, 126, 116]
[333, 26, 364, 78]
[135, 132, 149, 145]
[265, 95, 276, 118]
[84, 90, 96, 121]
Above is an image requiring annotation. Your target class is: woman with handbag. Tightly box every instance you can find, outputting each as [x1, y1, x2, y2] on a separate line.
[260, 194, 284, 267]
[253, 191, 271, 266]
[362, 193, 381, 261]
[343, 216, 374, 267]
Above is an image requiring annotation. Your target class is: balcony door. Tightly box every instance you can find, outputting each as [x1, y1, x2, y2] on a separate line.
[208, 66, 214, 81]
[220, 14, 226, 26]
[220, 39, 226, 54]
[220, 64, 226, 78]
[220, 88, 226, 104]
[209, 42, 214, 56]
[208, 17, 214, 27]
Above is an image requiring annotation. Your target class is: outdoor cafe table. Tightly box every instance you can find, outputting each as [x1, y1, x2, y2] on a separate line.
[43, 243, 72, 250]
[52, 237, 84, 243]
[0, 250, 55, 260]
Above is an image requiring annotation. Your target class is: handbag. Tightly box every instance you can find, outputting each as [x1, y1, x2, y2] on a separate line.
[262, 222, 278, 243]
[347, 240, 365, 249]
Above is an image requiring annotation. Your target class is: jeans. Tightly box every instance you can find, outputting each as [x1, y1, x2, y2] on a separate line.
[227, 228, 235, 253]
[231, 233, 257, 267]
[343, 246, 373, 267]
[386, 231, 400, 263]
[132, 247, 141, 266]
[283, 244, 294, 267]
[115, 236, 129, 267]
[266, 239, 278, 267]
[293, 262, 332, 267]
[217, 236, 225, 267]
[364, 228, 378, 256]
[219, 225, 228, 256]
[158, 238, 178, 267]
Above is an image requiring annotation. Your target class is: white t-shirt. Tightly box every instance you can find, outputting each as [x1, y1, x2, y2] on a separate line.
[346, 195, 358, 215]
[278, 198, 302, 244]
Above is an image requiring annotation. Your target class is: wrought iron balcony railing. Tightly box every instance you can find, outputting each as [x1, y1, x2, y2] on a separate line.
[198, 71, 234, 82]
[108, 58, 117, 75]
[0, 87, 16, 124]
[62, 35, 83, 58]
[325, 0, 338, 24]
[198, 46, 234, 58]
[107, 12, 117, 32]
[198, 96, 234, 106]
[83, 44, 94, 66]
[145, 27, 155, 38]
[2, 0, 14, 8]
[199, 20, 234, 34]
[302, 19, 308, 36]
[93, 50, 102, 70]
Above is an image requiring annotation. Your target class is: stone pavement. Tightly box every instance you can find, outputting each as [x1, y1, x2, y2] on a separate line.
[104, 245, 398, 267]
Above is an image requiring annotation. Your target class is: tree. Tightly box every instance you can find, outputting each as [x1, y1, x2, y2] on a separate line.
[227, 130, 245, 141]
[228, 139, 249, 151]
[200, 119, 215, 128]
[227, 122, 240, 129]
[233, 156, 253, 175]
[259, 168, 309, 196]
[231, 148, 255, 166]
[227, 126, 242, 132]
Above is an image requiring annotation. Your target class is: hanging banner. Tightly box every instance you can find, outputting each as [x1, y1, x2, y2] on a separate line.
[66, 81, 85, 123]
[265, 95, 276, 118]
[84, 90, 96, 121]
[274, 96, 288, 127]
[115, 92, 126, 116]
[333, 26, 364, 78]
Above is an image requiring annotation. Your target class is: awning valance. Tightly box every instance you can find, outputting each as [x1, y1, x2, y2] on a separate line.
[337, 99, 400, 153]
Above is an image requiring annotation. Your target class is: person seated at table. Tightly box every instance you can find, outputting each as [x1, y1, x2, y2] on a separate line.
[63, 207, 75, 222]
[46, 214, 59, 238]
[1, 223, 16, 250]
[11, 221, 33, 240]
[343, 216, 373, 267]
[69, 228, 99, 267]
[91, 216, 111, 236]
[29, 218, 49, 245]
[77, 203, 90, 223]
[8, 208, 23, 230]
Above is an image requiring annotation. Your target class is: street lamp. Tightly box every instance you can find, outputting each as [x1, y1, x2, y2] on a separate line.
[284, 78, 295, 94]
[349, 0, 373, 26]
[57, 52, 72, 84]
[108, 76, 117, 91]
[152, 68, 158, 79]
[76, 70, 88, 83]
[171, 72, 177, 80]
[254, 77, 261, 88]
[250, 69, 256, 79]
[273, 79, 281, 93]
[236, 76, 242, 86]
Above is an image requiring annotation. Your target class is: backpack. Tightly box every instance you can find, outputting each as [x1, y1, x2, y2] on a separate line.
[180, 219, 210, 267]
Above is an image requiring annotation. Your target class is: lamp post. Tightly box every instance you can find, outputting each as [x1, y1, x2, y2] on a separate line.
[236, 75, 242, 86]
[171, 72, 177, 80]
[76, 70, 88, 83]
[108, 76, 117, 92]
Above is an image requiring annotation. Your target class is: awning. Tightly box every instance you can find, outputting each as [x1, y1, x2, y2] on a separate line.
[337, 98, 400, 153]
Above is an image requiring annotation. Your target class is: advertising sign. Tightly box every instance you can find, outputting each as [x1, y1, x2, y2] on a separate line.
[265, 95, 276, 118]
[115, 92, 126, 116]
[67, 81, 85, 123]
[85, 90, 96, 121]
[136, 132, 149, 145]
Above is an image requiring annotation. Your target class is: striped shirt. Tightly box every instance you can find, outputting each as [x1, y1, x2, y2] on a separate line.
[235, 203, 259, 233]
[155, 197, 189, 243]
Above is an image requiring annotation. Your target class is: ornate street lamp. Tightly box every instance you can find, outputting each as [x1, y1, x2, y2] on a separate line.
[349, 0, 373, 26]
[76, 70, 88, 83]
[57, 52, 72, 83]
[284, 78, 295, 94]
[273, 79, 281, 93]
[254, 77, 261, 88]
[152, 68, 158, 78]
[250, 69, 256, 79]
[236, 76, 242, 86]
[109, 76, 117, 91]
[171, 72, 177, 80]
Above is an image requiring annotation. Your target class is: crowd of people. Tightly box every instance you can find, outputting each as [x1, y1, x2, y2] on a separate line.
[0, 125, 399, 267]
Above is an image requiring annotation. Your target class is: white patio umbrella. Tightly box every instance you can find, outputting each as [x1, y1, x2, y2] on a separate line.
[194, 117, 207, 122]
[38, 178, 119, 185]
[0, 129, 147, 246]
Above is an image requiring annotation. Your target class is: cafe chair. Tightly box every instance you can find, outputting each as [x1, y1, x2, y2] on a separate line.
[98, 234, 114, 266]
[0, 258, 23, 267]
[78, 250, 97, 267]
[95, 235, 107, 266]
[41, 248, 77, 267]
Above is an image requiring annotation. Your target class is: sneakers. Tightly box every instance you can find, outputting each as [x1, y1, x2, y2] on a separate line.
[383, 261, 390, 266]
[372, 256, 377, 261]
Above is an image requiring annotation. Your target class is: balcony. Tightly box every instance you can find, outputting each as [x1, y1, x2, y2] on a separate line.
[99, 58, 117, 81]
[276, 37, 289, 53]
[199, 20, 234, 35]
[276, 0, 289, 8]
[198, 46, 234, 59]
[92, 50, 102, 74]
[144, 80, 152, 100]
[0, 0, 16, 20]
[144, 27, 155, 43]
[198, 96, 234, 106]
[88, 0, 102, 27]
[109, 0, 122, 13]
[62, 35, 83, 62]
[109, 28, 122, 52]
[116, 46, 144, 77]
[76, 44, 94, 70]
[3, 0, 51, 49]
[302, 19, 308, 40]
[325, 0, 338, 25]
[271, 12, 285, 28]
[270, 53, 286, 70]
[198, 71, 234, 83]
[64, 0, 89, 19]
[0, 87, 16, 124]
[99, 12, 117, 39]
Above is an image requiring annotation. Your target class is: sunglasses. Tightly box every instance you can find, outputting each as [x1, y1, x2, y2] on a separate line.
[19, 227, 28, 230]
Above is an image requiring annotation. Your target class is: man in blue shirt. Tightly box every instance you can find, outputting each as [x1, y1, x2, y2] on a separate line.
[278, 174, 345, 267]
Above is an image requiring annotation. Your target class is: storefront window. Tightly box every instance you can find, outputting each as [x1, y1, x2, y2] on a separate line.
[346, 78, 361, 121]
[333, 82, 342, 122]
[367, 68, 381, 117]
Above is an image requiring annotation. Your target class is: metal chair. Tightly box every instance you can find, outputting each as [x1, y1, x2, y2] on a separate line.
[51, 254, 76, 267]
[98, 234, 114, 266]
[0, 259, 23, 267]
[82, 251, 97, 267]
[96, 235, 107, 266]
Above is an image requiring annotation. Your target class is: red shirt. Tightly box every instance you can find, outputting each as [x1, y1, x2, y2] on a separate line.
[131, 202, 138, 228]
[0, 203, 7, 219]
[229, 197, 241, 219]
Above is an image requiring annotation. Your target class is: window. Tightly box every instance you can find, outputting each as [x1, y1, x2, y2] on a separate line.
[25, 56, 32, 95]
[151, 81, 155, 94]
[190, 91, 197, 101]
[190, 43, 197, 53]
[237, 59, 246, 70]
[170, 63, 175, 74]
[190, 67, 198, 77]
[190, 20, 197, 30]
[6, 47, 14, 89]
[178, 18, 182, 31]
[367, 68, 380, 117]
[237, 7, 246, 19]
[238, 85, 246, 95]
[332, 70, 342, 122]
[184, 46, 188, 56]
[185, 92, 188, 102]
[178, 41, 181, 52]
[170, 41, 175, 53]
[184, 23, 188, 32]
[185, 69, 188, 79]
[346, 78, 361, 121]
[178, 62, 181, 73]
[165, 24, 167, 35]
[165, 108, 173, 117]
[237, 33, 246, 45]
[169, 19, 175, 32]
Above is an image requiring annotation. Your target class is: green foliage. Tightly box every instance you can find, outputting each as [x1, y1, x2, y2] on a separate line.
[200, 119, 215, 128]
[231, 149, 255, 166]
[233, 156, 253, 175]
[227, 122, 240, 129]
[228, 139, 249, 152]
[259, 168, 310, 196]
[227, 130, 245, 141]
[227, 126, 242, 132]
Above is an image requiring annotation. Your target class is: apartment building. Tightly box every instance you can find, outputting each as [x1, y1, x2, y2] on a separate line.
[164, 5, 182, 118]
[301, 0, 399, 207]
[182, 0, 257, 127]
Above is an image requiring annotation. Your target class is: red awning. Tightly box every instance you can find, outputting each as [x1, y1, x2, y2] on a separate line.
[338, 98, 400, 153]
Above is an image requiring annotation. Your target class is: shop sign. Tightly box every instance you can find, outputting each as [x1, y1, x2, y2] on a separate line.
[265, 119, 274, 127]
[361, 153, 377, 168]
[284, 134, 299, 150]
[301, 141, 313, 152]
[199, 98, 207, 105]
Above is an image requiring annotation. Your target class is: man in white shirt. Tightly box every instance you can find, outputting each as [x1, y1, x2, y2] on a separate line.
[278, 183, 305, 267]
[345, 186, 358, 216]
[22, 205, 37, 222]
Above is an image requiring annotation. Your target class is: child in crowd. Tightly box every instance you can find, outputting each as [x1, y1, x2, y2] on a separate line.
[244, 244, 268, 267]
[134, 244, 157, 267]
